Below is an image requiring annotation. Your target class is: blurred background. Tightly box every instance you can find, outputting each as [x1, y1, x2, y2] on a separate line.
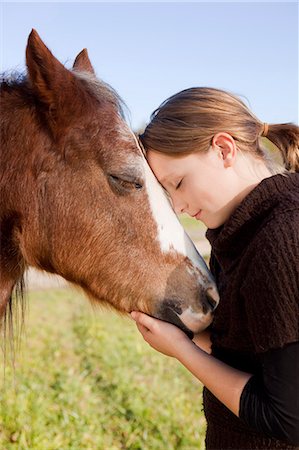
[0, 1, 298, 449]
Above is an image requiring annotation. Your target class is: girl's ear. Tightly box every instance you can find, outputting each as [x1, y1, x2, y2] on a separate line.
[211, 132, 237, 168]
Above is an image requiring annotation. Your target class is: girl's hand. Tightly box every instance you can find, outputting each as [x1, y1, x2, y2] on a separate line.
[131, 311, 193, 358]
[192, 330, 212, 354]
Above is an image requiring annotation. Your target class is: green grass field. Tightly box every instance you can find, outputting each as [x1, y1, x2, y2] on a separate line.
[0, 289, 206, 450]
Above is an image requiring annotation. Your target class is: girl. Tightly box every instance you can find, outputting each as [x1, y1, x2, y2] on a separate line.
[131, 87, 299, 449]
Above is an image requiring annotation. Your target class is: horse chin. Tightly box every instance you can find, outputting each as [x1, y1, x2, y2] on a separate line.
[155, 304, 213, 339]
[154, 307, 194, 339]
[178, 306, 213, 334]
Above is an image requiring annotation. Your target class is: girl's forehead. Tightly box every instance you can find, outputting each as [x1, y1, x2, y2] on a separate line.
[147, 150, 184, 181]
[147, 150, 201, 172]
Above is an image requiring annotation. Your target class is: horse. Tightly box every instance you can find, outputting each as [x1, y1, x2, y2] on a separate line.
[0, 30, 219, 342]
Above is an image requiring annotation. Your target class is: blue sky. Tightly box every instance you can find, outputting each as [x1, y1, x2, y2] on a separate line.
[1, 2, 298, 131]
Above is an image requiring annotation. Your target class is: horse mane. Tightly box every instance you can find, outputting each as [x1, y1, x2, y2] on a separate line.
[73, 70, 129, 121]
[0, 70, 27, 87]
[0, 71, 35, 109]
[1, 277, 26, 367]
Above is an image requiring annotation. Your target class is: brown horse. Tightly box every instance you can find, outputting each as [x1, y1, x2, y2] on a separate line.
[0, 30, 219, 339]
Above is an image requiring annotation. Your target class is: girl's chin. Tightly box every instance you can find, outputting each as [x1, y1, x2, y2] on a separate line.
[202, 214, 226, 230]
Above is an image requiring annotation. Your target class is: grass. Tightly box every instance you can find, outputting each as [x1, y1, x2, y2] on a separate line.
[0, 289, 206, 450]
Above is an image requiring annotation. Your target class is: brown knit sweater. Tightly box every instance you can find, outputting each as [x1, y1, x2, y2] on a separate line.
[204, 173, 299, 450]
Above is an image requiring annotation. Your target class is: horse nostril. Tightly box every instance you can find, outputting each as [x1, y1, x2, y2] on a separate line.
[205, 287, 219, 312]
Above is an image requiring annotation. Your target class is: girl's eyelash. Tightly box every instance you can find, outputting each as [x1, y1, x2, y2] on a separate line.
[176, 179, 182, 189]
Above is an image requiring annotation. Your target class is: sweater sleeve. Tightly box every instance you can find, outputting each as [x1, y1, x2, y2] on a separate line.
[239, 342, 299, 446]
[240, 215, 299, 353]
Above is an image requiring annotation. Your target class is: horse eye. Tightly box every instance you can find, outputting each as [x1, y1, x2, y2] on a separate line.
[108, 174, 143, 194]
[110, 175, 120, 183]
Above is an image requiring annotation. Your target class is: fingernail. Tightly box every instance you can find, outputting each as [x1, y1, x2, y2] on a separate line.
[131, 312, 137, 320]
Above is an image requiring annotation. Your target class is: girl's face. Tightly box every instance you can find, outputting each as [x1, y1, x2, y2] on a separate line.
[147, 135, 270, 229]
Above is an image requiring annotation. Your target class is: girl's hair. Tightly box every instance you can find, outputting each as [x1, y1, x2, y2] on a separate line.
[140, 87, 299, 173]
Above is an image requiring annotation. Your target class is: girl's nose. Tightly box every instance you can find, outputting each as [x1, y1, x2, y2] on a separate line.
[173, 197, 188, 215]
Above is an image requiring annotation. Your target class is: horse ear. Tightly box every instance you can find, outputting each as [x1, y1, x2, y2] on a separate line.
[26, 29, 74, 109]
[73, 49, 95, 74]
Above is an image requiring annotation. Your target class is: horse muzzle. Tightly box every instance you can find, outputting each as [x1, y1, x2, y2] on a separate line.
[156, 285, 219, 338]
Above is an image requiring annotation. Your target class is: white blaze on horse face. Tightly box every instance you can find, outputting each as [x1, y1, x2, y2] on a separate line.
[126, 129, 213, 284]
[142, 158, 212, 281]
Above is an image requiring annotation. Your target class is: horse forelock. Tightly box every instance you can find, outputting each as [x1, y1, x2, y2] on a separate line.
[72, 70, 128, 121]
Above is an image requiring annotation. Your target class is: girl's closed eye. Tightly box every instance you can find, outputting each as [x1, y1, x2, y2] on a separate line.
[176, 179, 183, 190]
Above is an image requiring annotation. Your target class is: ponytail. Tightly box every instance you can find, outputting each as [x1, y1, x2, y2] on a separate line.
[265, 123, 299, 173]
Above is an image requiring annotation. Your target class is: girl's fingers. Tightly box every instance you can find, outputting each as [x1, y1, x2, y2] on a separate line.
[136, 322, 150, 336]
[131, 311, 156, 331]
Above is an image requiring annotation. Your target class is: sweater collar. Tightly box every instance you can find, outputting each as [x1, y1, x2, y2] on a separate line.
[206, 173, 299, 255]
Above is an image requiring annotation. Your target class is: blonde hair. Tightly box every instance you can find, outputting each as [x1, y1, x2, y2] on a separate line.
[140, 87, 299, 173]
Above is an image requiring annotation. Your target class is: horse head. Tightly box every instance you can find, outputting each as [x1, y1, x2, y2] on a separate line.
[0, 30, 219, 338]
